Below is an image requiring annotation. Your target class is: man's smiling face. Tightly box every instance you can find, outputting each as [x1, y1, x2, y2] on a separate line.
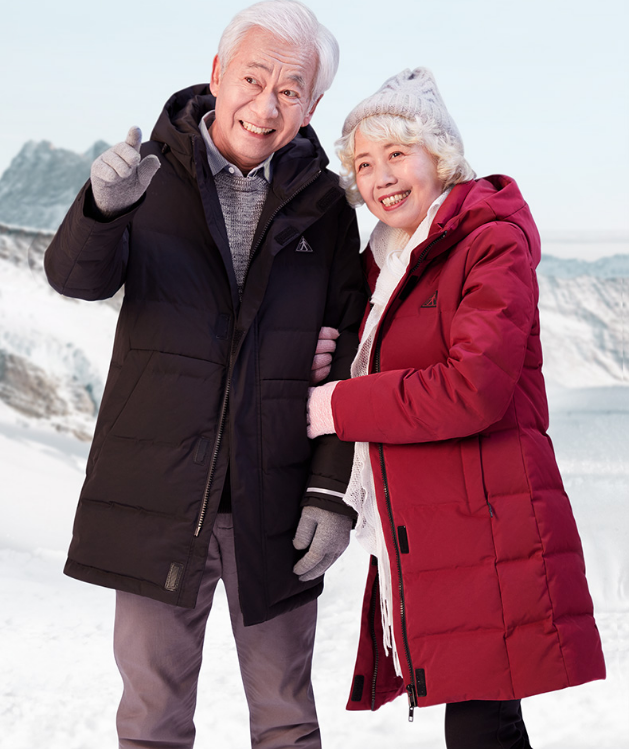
[209, 26, 320, 174]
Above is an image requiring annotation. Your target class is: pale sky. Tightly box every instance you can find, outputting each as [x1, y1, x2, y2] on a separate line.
[2, 0, 628, 251]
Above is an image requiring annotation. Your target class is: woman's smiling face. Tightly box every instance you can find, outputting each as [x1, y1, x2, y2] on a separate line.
[354, 130, 443, 236]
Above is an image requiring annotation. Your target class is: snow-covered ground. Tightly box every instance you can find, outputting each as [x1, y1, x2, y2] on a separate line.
[0, 385, 628, 748]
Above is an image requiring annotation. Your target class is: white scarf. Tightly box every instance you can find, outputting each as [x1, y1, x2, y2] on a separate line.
[343, 189, 451, 676]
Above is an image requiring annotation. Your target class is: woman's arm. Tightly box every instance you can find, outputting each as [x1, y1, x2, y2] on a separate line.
[331, 222, 537, 444]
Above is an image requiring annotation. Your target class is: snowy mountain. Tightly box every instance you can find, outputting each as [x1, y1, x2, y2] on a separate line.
[0, 222, 120, 440]
[538, 253, 629, 279]
[0, 221, 628, 440]
[537, 254, 628, 388]
[0, 140, 109, 231]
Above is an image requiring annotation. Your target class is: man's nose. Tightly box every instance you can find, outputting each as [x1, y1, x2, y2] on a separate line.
[251, 89, 278, 120]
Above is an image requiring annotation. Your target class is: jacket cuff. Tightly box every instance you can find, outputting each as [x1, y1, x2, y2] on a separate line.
[331, 376, 377, 442]
[302, 492, 357, 521]
[84, 184, 146, 223]
[303, 483, 357, 521]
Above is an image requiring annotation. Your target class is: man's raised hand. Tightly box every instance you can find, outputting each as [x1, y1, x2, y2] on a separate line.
[90, 126, 160, 217]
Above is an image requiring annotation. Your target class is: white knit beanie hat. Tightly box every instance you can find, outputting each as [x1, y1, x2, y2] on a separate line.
[341, 67, 463, 148]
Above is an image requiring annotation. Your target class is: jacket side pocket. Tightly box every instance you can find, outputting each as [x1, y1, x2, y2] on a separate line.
[460, 435, 492, 517]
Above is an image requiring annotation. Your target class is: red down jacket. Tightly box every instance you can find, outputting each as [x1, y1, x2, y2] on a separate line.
[331, 175, 606, 713]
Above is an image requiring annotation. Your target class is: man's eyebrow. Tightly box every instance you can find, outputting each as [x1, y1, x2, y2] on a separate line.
[287, 73, 306, 89]
[245, 62, 306, 90]
[354, 152, 370, 161]
[246, 61, 272, 75]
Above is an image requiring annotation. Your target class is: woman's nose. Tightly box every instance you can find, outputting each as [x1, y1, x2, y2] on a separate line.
[376, 163, 396, 188]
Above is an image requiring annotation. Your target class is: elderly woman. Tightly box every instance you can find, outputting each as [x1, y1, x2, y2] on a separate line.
[306, 68, 605, 749]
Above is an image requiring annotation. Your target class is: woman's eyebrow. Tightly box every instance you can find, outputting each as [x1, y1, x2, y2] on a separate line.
[355, 142, 402, 160]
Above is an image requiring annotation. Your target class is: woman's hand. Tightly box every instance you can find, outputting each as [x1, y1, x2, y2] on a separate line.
[306, 381, 339, 438]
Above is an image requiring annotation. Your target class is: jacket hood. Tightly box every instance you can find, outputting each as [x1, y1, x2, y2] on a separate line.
[360, 175, 542, 340]
[150, 83, 330, 186]
[432, 175, 541, 267]
[151, 83, 212, 172]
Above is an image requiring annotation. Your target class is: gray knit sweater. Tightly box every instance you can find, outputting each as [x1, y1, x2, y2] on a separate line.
[198, 112, 271, 296]
[214, 170, 269, 295]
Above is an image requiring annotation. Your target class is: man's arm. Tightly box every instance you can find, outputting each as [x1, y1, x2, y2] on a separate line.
[303, 201, 366, 516]
[44, 127, 159, 301]
[292, 198, 367, 581]
[292, 202, 366, 581]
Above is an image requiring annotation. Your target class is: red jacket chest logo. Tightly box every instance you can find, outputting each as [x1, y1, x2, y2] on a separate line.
[420, 290, 438, 308]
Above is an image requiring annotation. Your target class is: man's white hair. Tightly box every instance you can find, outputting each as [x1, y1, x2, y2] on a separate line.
[218, 0, 339, 106]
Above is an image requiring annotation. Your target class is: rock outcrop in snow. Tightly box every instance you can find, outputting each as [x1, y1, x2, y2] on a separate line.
[1, 223, 118, 440]
[0, 350, 97, 441]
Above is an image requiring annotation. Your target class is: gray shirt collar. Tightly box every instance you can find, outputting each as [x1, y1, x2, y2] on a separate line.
[199, 111, 273, 182]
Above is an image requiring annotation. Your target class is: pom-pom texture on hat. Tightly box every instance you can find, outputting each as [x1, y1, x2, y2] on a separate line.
[342, 67, 462, 148]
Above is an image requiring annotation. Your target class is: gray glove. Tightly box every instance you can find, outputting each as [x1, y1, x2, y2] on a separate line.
[293, 506, 352, 581]
[90, 126, 160, 217]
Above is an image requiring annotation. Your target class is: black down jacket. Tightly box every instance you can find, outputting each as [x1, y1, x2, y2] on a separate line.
[45, 84, 366, 625]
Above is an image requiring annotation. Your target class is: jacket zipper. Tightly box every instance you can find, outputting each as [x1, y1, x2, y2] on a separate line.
[194, 328, 243, 536]
[378, 438, 417, 721]
[369, 570, 380, 711]
[193, 169, 323, 538]
[374, 337, 417, 721]
[372, 231, 447, 721]
[194, 384, 228, 537]
[410, 230, 447, 274]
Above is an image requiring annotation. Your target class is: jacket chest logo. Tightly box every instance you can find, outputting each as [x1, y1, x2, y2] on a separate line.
[420, 290, 438, 308]
[296, 236, 313, 253]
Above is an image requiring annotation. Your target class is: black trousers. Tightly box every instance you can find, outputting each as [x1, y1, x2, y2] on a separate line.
[444, 700, 532, 749]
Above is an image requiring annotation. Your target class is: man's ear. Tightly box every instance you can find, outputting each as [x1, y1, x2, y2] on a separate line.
[301, 94, 323, 128]
[210, 54, 221, 96]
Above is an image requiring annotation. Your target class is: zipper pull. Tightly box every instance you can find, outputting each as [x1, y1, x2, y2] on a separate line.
[486, 499, 494, 517]
[406, 684, 417, 722]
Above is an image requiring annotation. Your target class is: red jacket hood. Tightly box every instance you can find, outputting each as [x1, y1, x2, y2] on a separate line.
[362, 175, 541, 328]
[364, 175, 540, 286]
[432, 174, 540, 266]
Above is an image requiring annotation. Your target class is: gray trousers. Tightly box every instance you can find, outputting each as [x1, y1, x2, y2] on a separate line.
[114, 514, 321, 749]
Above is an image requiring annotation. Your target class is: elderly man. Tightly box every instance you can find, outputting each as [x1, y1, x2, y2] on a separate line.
[44, 1, 365, 747]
